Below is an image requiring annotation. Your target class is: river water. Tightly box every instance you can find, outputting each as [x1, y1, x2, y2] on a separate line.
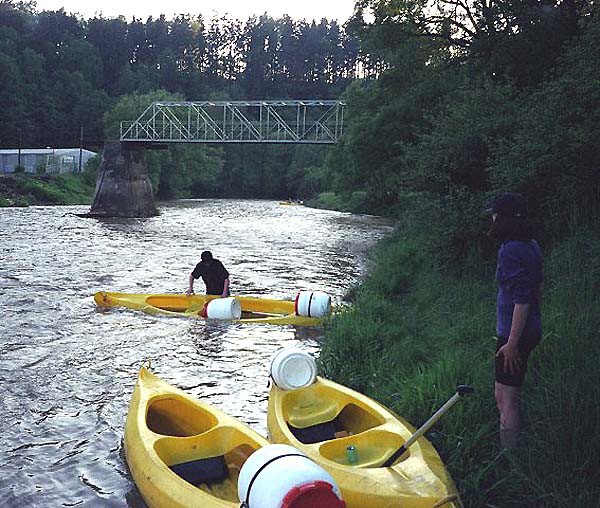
[0, 199, 394, 507]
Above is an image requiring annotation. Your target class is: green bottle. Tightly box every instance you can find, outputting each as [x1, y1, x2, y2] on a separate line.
[346, 444, 358, 465]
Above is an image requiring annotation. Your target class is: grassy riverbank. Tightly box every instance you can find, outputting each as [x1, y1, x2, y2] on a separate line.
[319, 221, 600, 507]
[0, 173, 96, 207]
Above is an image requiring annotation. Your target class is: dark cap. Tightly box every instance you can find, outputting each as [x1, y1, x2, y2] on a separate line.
[201, 250, 213, 261]
[486, 192, 527, 218]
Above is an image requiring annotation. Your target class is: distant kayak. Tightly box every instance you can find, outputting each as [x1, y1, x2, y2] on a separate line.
[279, 201, 304, 206]
[94, 291, 326, 326]
[267, 376, 462, 508]
[125, 367, 268, 507]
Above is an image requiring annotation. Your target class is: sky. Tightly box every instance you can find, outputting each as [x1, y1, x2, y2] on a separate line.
[33, 0, 356, 22]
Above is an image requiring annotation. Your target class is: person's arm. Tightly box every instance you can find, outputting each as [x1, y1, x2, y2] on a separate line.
[221, 278, 230, 297]
[186, 273, 195, 296]
[496, 303, 529, 374]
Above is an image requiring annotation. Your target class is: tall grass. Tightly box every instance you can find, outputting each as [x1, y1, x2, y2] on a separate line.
[0, 172, 96, 206]
[319, 228, 600, 507]
[23, 173, 95, 204]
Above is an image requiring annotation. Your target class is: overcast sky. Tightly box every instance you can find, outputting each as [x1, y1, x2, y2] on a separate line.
[34, 0, 356, 22]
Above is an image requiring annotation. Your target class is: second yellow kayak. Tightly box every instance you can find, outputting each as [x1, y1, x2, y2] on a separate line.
[267, 376, 462, 508]
[94, 291, 325, 326]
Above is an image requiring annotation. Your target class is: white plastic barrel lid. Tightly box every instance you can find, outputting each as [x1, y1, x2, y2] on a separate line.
[270, 348, 317, 390]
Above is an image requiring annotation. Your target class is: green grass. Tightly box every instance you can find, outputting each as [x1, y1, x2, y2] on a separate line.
[0, 172, 96, 206]
[319, 229, 600, 507]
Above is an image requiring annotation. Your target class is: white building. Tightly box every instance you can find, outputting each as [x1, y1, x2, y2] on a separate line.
[0, 148, 97, 175]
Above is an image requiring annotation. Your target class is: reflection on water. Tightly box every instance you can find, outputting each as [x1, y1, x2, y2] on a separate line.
[0, 199, 394, 507]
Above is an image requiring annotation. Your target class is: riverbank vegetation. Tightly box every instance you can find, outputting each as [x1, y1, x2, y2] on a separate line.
[0, 171, 97, 206]
[317, 2, 600, 507]
[321, 217, 600, 507]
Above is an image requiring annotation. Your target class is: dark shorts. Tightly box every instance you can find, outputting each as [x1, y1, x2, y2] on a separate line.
[495, 335, 540, 387]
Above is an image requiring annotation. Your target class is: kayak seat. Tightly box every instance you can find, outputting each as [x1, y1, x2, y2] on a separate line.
[286, 402, 340, 430]
[170, 455, 229, 485]
[289, 416, 344, 444]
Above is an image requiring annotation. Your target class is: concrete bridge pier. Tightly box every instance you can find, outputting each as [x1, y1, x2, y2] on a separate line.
[88, 141, 158, 218]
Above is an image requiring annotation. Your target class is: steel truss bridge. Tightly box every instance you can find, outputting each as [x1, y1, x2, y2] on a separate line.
[120, 100, 346, 145]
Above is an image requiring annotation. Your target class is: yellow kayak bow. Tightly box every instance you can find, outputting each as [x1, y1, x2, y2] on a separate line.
[124, 367, 268, 507]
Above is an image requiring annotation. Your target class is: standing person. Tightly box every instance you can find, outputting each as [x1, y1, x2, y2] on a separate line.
[488, 192, 543, 448]
[186, 251, 230, 297]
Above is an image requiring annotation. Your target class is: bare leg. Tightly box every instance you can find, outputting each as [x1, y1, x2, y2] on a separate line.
[495, 382, 520, 448]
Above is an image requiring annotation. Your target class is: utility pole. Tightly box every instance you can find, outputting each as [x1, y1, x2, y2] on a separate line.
[79, 126, 84, 173]
[17, 128, 22, 169]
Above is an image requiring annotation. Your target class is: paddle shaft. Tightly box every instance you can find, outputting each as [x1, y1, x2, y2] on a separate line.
[382, 385, 473, 467]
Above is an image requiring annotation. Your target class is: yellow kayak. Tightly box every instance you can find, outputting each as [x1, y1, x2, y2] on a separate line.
[94, 291, 325, 326]
[267, 377, 462, 508]
[124, 367, 269, 508]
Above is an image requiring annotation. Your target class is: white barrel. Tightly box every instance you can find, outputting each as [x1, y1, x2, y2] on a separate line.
[238, 444, 344, 508]
[205, 297, 242, 320]
[270, 348, 317, 391]
[295, 291, 331, 318]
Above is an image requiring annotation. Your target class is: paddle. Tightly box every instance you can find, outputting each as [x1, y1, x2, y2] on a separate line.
[381, 385, 474, 468]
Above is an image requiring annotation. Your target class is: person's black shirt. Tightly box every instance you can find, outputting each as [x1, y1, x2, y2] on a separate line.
[191, 259, 229, 295]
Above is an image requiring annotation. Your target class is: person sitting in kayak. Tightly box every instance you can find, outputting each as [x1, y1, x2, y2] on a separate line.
[186, 251, 230, 297]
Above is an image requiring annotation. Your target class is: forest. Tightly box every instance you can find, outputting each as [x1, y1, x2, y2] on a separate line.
[0, 0, 375, 199]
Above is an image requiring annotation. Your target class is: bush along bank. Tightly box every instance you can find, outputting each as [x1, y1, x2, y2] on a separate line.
[318, 227, 600, 508]
[0, 172, 97, 207]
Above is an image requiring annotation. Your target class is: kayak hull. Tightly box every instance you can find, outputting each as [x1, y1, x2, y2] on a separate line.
[125, 367, 268, 508]
[267, 377, 462, 508]
[94, 291, 324, 326]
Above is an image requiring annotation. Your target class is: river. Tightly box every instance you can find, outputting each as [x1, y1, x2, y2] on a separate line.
[0, 199, 395, 507]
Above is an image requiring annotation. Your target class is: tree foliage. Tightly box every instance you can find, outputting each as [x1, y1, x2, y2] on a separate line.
[328, 0, 598, 260]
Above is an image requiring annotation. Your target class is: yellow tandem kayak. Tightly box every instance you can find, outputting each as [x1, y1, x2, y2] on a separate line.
[124, 367, 268, 508]
[267, 377, 462, 508]
[94, 291, 325, 326]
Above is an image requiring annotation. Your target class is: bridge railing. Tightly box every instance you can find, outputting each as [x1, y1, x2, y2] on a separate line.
[120, 100, 346, 145]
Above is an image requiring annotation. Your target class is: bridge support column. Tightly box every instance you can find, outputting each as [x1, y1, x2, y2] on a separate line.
[88, 141, 158, 218]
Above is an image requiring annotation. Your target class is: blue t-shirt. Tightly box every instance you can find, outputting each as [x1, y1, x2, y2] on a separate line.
[496, 240, 543, 338]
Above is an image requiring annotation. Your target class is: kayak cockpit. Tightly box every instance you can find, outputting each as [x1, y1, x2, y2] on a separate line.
[146, 396, 219, 437]
[146, 395, 259, 501]
[280, 383, 410, 467]
[145, 295, 205, 313]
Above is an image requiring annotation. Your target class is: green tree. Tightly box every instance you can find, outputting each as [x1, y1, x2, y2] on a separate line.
[489, 7, 600, 234]
[59, 39, 103, 87]
[86, 16, 130, 95]
[50, 70, 109, 146]
[0, 50, 27, 146]
[352, 0, 586, 86]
